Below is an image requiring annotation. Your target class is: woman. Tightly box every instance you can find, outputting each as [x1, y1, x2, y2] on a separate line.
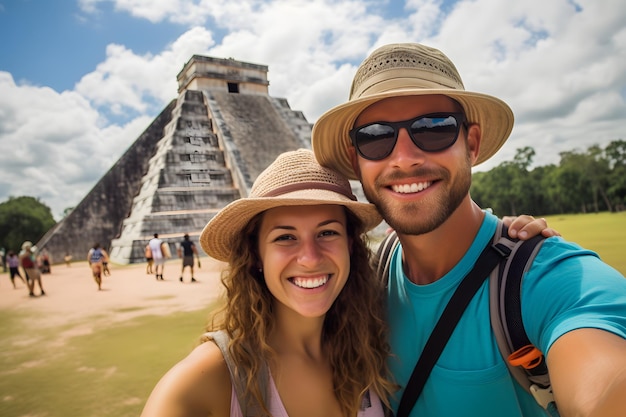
[141, 149, 396, 417]
[20, 241, 45, 297]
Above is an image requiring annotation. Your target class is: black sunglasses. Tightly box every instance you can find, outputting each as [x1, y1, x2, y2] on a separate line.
[349, 112, 466, 161]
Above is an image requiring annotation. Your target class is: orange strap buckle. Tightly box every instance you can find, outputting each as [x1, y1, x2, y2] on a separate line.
[507, 344, 544, 369]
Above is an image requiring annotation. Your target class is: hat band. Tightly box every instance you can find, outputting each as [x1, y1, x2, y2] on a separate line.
[353, 71, 463, 99]
[261, 181, 357, 201]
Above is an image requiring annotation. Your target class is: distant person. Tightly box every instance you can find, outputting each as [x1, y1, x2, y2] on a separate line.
[87, 243, 109, 291]
[148, 233, 166, 280]
[177, 234, 199, 283]
[64, 253, 72, 267]
[0, 247, 6, 273]
[145, 244, 154, 274]
[20, 241, 45, 297]
[102, 258, 111, 277]
[7, 251, 27, 288]
[40, 248, 51, 274]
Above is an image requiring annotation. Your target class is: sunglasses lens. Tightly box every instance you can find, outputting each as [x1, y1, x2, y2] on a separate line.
[351, 113, 463, 160]
[354, 124, 397, 160]
[410, 115, 460, 151]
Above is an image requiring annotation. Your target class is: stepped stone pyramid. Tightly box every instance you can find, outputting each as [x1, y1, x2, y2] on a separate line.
[37, 55, 311, 264]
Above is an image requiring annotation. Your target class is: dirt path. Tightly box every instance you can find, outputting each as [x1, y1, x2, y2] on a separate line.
[0, 257, 227, 341]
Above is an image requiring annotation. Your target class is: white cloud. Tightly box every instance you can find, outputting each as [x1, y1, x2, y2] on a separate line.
[75, 27, 215, 114]
[0, 72, 146, 217]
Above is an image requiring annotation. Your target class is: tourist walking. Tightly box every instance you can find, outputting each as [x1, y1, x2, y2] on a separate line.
[7, 251, 27, 288]
[87, 243, 109, 291]
[148, 234, 166, 280]
[20, 241, 45, 297]
[145, 244, 154, 274]
[177, 234, 199, 283]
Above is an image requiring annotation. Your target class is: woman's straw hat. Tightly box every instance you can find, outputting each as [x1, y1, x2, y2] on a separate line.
[200, 149, 382, 261]
[312, 43, 514, 179]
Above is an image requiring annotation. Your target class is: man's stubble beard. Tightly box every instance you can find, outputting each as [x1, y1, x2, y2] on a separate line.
[361, 153, 472, 236]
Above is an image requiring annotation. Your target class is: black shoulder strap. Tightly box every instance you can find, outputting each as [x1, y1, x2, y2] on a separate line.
[396, 238, 505, 417]
[203, 330, 269, 417]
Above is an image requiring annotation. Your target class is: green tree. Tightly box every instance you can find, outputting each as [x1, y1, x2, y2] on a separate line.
[605, 139, 626, 210]
[558, 148, 611, 213]
[0, 196, 56, 253]
[535, 164, 563, 214]
[471, 147, 537, 216]
[605, 139, 626, 167]
[473, 142, 623, 216]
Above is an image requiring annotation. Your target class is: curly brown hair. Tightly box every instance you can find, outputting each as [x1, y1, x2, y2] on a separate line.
[205, 207, 396, 416]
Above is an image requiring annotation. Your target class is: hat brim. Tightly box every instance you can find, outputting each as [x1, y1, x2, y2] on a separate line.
[199, 188, 382, 262]
[312, 89, 514, 180]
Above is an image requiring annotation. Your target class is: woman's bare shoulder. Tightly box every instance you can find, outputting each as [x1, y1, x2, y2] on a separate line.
[140, 341, 232, 417]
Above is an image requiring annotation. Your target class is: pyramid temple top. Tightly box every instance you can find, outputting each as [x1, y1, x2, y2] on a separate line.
[177, 55, 270, 95]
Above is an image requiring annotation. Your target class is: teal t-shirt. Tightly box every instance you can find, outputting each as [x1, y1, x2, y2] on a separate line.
[387, 212, 626, 417]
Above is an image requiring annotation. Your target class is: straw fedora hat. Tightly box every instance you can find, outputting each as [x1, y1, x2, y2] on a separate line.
[312, 43, 514, 180]
[199, 149, 382, 262]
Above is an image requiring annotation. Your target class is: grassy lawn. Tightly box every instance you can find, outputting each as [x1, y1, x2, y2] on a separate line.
[542, 211, 626, 275]
[0, 212, 624, 416]
[0, 306, 214, 417]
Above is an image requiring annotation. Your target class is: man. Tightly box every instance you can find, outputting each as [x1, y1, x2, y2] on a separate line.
[312, 43, 626, 417]
[177, 233, 199, 283]
[149, 233, 166, 281]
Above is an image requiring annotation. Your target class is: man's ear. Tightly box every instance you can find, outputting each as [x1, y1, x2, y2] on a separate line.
[466, 124, 482, 165]
[347, 146, 362, 178]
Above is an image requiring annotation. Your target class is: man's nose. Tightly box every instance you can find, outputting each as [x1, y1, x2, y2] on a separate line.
[387, 127, 426, 167]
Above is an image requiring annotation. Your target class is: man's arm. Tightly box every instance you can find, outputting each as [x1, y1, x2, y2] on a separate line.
[548, 328, 626, 417]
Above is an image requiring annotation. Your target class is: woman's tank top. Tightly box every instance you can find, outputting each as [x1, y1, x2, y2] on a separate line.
[229, 372, 384, 417]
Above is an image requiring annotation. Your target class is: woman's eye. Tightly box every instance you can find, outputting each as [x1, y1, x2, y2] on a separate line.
[319, 229, 340, 238]
[274, 234, 296, 242]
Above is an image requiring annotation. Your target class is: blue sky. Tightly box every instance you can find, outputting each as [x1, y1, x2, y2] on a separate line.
[1, 1, 188, 89]
[0, 0, 624, 219]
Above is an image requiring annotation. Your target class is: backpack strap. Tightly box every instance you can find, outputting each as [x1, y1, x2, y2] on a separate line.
[488, 220, 557, 413]
[373, 230, 400, 288]
[203, 330, 268, 417]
